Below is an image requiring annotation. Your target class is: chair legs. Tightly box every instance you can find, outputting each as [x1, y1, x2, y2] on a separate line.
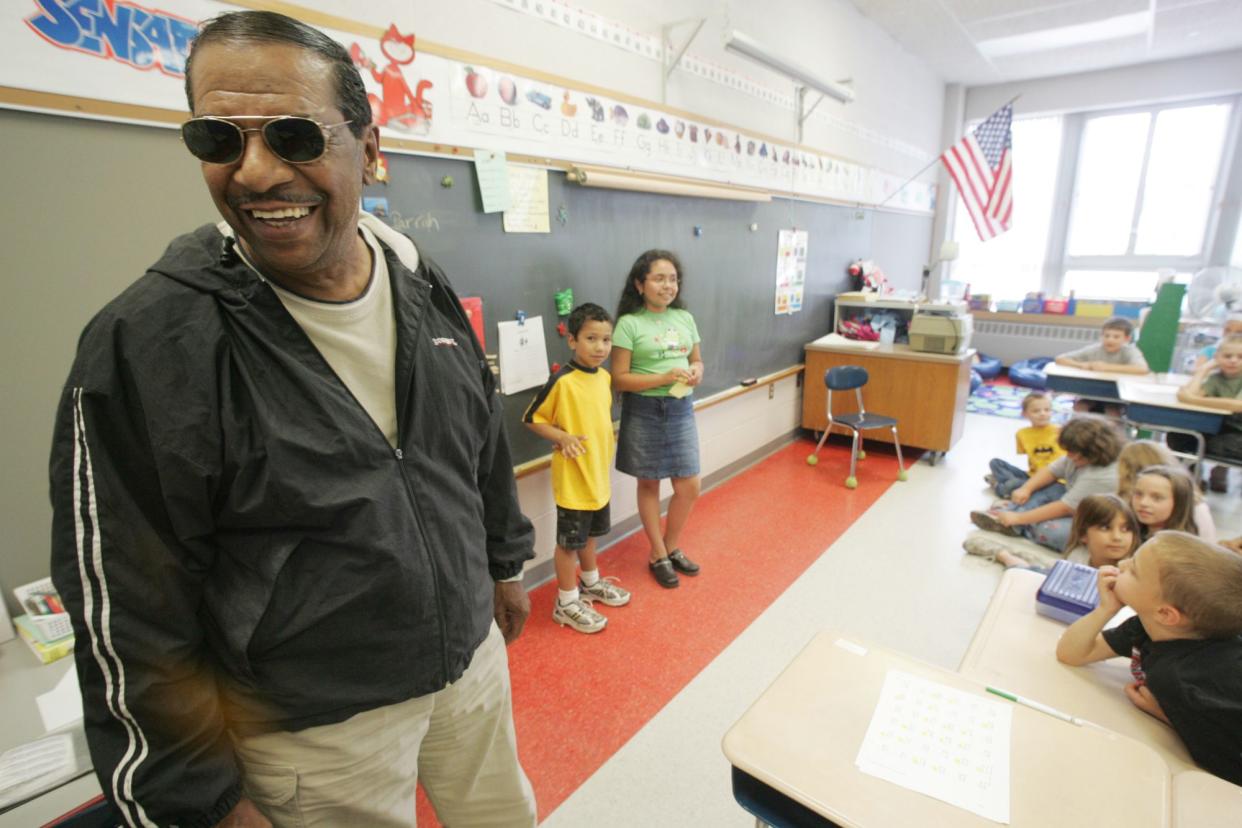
[892, 426, 908, 482]
[806, 428, 831, 466]
[846, 430, 860, 489]
[809, 426, 909, 488]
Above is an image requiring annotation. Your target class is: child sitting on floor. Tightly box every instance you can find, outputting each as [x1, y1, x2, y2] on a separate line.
[985, 391, 1065, 498]
[984, 493, 1140, 570]
[1174, 333, 1242, 492]
[1056, 531, 1242, 786]
[969, 414, 1124, 551]
[1117, 441, 1216, 542]
[1130, 464, 1204, 542]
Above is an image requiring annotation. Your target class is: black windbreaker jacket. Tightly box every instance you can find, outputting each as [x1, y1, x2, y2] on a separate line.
[49, 217, 534, 828]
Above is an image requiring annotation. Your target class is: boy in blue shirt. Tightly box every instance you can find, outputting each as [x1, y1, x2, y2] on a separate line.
[524, 304, 631, 633]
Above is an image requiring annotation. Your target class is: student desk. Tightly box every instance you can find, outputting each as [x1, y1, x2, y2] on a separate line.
[801, 338, 975, 461]
[722, 631, 1169, 827]
[1043, 362, 1139, 399]
[1044, 365, 1225, 465]
[958, 569, 1195, 770]
[959, 569, 1242, 826]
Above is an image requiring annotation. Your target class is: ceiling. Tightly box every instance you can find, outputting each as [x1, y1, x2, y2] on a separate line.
[846, 0, 1242, 85]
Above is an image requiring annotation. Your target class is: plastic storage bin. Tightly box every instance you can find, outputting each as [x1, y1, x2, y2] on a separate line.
[1036, 560, 1099, 624]
[1042, 298, 1073, 315]
[1074, 300, 1114, 317]
[1112, 301, 1146, 319]
[13, 577, 73, 640]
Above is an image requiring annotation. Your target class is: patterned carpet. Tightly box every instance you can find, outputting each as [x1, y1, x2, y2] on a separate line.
[967, 381, 1074, 422]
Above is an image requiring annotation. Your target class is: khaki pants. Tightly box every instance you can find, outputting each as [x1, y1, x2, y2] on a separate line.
[232, 622, 537, 827]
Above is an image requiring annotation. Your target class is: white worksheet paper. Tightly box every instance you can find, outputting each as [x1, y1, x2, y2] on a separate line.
[856, 670, 1012, 824]
[37, 664, 83, 733]
[497, 317, 550, 395]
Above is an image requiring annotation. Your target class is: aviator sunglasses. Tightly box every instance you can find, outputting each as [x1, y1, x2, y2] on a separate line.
[180, 115, 354, 165]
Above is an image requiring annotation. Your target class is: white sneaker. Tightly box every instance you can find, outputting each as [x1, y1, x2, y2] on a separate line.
[552, 597, 607, 634]
[579, 576, 631, 607]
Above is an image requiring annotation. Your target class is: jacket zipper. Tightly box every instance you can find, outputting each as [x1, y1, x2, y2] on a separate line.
[393, 447, 452, 684]
[249, 276, 454, 687]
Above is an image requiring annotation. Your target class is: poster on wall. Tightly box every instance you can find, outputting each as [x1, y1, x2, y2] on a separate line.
[775, 229, 807, 316]
[4, 2, 935, 212]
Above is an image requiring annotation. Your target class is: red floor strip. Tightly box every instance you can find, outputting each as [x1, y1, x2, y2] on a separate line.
[417, 435, 907, 824]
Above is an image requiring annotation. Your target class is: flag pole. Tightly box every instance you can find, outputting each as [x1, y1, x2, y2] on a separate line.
[870, 94, 1021, 210]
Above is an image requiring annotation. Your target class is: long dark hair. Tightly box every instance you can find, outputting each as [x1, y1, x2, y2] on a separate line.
[1065, 493, 1139, 560]
[1134, 464, 1199, 538]
[616, 250, 686, 318]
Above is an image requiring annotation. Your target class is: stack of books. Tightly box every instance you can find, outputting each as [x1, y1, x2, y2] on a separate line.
[13, 578, 73, 665]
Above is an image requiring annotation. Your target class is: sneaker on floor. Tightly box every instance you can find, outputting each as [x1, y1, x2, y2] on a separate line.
[963, 534, 1011, 562]
[970, 510, 1020, 536]
[580, 576, 631, 607]
[553, 598, 607, 633]
[983, 473, 997, 487]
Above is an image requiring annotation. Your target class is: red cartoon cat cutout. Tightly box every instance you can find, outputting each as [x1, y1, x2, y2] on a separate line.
[350, 25, 433, 134]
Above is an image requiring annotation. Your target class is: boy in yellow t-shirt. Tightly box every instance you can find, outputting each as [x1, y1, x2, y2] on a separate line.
[985, 391, 1065, 498]
[524, 303, 630, 634]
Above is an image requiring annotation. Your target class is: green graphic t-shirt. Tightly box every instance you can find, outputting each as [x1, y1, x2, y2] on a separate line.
[613, 308, 701, 397]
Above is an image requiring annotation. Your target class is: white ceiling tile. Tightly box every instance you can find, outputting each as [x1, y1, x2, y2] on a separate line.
[847, 0, 1242, 84]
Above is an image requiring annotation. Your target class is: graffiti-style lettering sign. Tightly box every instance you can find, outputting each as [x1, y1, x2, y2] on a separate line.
[25, 0, 198, 78]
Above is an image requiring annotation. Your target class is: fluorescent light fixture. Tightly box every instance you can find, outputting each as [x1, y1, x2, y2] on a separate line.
[977, 11, 1150, 58]
[724, 30, 854, 104]
[566, 166, 771, 202]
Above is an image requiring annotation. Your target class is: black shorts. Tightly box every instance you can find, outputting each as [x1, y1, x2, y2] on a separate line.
[556, 503, 611, 551]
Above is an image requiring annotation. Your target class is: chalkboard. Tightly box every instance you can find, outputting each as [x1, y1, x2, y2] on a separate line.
[367, 154, 932, 464]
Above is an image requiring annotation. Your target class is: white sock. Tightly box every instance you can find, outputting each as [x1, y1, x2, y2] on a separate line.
[580, 569, 600, 587]
[558, 588, 579, 606]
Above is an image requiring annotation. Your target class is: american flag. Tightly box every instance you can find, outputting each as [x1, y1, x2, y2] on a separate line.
[941, 104, 1013, 241]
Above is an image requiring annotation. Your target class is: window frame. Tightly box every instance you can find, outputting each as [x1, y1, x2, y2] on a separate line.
[952, 95, 1242, 299]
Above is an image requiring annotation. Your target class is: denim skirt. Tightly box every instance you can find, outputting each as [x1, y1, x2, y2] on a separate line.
[615, 392, 701, 480]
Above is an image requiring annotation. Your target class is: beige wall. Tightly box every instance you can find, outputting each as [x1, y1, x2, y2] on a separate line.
[0, 109, 217, 616]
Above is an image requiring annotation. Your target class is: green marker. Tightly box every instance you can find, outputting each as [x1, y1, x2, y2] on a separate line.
[986, 686, 1084, 726]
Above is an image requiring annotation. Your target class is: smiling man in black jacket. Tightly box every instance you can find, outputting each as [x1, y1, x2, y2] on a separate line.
[49, 11, 536, 828]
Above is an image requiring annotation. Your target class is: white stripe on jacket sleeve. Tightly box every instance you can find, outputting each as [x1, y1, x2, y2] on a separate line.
[72, 388, 156, 828]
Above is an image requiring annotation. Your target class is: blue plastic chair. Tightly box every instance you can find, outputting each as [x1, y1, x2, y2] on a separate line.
[806, 365, 907, 489]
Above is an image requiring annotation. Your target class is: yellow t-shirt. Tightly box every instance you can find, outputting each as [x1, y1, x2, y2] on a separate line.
[1015, 424, 1064, 474]
[523, 362, 614, 510]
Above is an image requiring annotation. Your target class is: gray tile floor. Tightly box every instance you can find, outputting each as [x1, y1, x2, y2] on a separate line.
[541, 412, 1242, 827]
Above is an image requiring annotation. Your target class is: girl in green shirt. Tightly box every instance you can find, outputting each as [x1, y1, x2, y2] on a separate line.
[612, 250, 704, 588]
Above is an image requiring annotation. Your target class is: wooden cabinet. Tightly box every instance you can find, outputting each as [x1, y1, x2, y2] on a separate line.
[801, 340, 974, 455]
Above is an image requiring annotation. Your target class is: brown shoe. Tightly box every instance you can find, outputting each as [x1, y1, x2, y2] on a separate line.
[649, 558, 679, 588]
[1209, 466, 1229, 493]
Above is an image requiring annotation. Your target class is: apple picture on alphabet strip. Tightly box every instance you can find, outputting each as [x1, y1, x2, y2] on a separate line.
[464, 67, 487, 98]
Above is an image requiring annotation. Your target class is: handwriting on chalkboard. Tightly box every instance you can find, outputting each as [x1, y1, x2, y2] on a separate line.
[388, 211, 442, 232]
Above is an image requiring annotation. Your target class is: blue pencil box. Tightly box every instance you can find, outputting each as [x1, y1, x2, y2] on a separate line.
[1036, 560, 1099, 624]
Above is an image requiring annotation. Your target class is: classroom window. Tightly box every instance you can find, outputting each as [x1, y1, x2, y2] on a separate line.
[1134, 105, 1230, 256]
[950, 97, 1238, 303]
[950, 116, 1062, 300]
[1066, 113, 1149, 257]
[1063, 102, 1232, 299]
[1062, 270, 1191, 301]
[1231, 209, 1242, 269]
